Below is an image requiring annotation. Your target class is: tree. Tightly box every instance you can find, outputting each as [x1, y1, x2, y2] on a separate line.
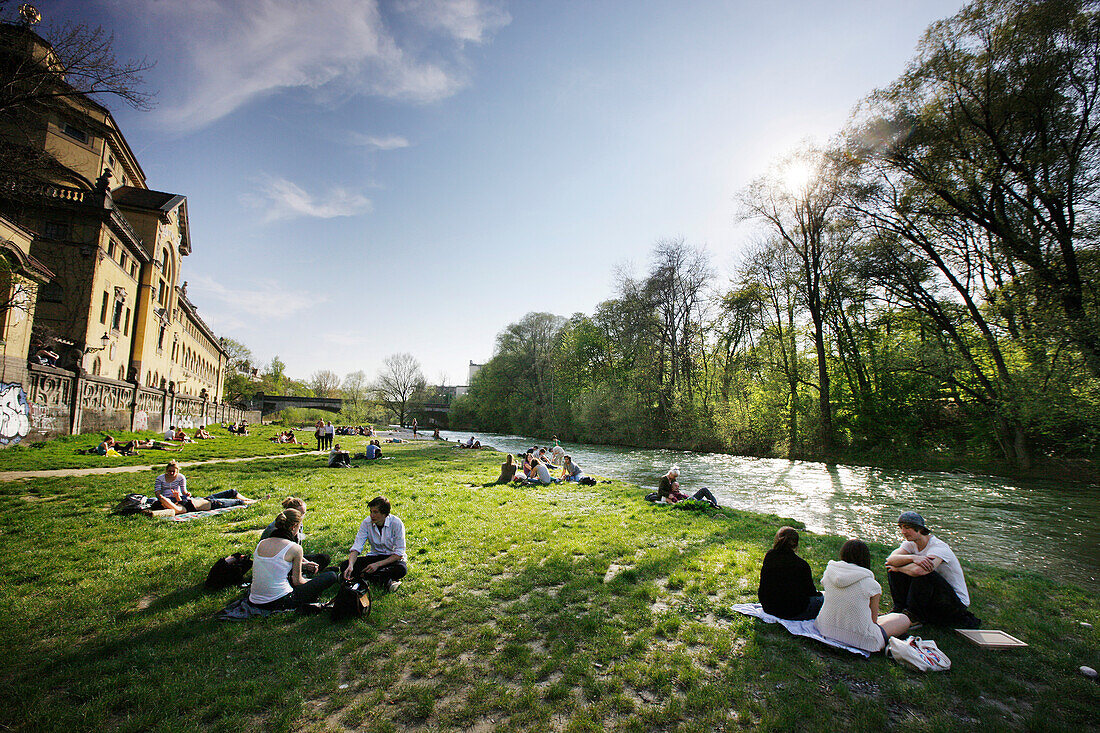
[309, 369, 341, 398]
[341, 370, 369, 409]
[0, 6, 155, 188]
[219, 337, 257, 403]
[740, 146, 848, 456]
[374, 353, 425, 426]
[854, 0, 1100, 376]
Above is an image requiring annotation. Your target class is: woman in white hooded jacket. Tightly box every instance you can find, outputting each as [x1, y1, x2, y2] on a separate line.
[814, 539, 911, 652]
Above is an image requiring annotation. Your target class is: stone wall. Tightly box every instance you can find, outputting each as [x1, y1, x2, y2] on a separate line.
[2, 363, 260, 447]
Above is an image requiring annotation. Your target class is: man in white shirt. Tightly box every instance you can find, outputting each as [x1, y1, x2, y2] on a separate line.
[885, 511, 980, 628]
[340, 496, 407, 592]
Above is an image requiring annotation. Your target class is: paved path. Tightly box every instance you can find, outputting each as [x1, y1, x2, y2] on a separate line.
[0, 450, 325, 482]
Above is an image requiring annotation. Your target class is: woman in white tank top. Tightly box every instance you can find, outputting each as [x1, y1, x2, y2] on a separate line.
[248, 508, 338, 610]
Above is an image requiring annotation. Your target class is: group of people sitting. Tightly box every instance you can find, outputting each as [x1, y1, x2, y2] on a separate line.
[225, 421, 249, 435]
[457, 436, 482, 449]
[757, 511, 981, 653]
[270, 430, 304, 445]
[247, 495, 407, 612]
[655, 466, 719, 507]
[495, 447, 590, 486]
[334, 425, 373, 437]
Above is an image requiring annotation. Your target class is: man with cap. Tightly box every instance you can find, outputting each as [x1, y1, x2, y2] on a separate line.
[885, 511, 980, 628]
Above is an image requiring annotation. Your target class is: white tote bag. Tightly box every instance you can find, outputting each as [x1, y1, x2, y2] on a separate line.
[887, 636, 952, 672]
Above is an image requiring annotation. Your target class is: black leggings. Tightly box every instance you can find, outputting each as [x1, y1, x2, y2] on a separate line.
[887, 569, 969, 625]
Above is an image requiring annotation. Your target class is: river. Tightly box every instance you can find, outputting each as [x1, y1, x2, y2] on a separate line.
[439, 430, 1100, 591]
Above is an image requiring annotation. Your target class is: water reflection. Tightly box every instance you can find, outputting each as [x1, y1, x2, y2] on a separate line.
[441, 430, 1100, 590]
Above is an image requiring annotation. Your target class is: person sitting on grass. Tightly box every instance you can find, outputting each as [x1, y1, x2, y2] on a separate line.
[94, 435, 120, 456]
[328, 443, 352, 468]
[523, 457, 557, 486]
[340, 496, 407, 593]
[262, 497, 330, 573]
[164, 425, 176, 440]
[657, 466, 718, 506]
[758, 526, 823, 620]
[885, 511, 980, 629]
[249, 508, 339, 612]
[194, 426, 215, 440]
[496, 454, 519, 483]
[152, 459, 257, 515]
[814, 539, 911, 653]
[173, 427, 193, 443]
[550, 442, 566, 466]
[560, 455, 587, 483]
[364, 440, 382, 460]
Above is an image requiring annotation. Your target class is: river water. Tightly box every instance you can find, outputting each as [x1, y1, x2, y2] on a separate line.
[439, 430, 1100, 591]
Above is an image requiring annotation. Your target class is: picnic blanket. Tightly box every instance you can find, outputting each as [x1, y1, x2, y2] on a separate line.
[216, 596, 294, 620]
[731, 603, 871, 657]
[167, 505, 247, 522]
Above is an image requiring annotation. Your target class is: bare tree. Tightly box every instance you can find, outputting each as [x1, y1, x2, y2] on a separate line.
[309, 369, 341, 398]
[341, 370, 369, 410]
[374, 353, 425, 426]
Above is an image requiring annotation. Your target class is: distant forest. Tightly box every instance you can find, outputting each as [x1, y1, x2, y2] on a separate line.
[450, 0, 1100, 474]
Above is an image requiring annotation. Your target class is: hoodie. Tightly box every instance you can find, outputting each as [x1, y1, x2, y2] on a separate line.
[813, 560, 886, 652]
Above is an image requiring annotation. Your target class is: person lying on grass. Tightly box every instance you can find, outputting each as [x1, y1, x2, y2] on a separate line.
[129, 438, 181, 451]
[657, 466, 718, 506]
[261, 497, 330, 574]
[814, 539, 911, 653]
[340, 495, 407, 593]
[758, 526, 823, 621]
[249, 508, 339, 612]
[152, 460, 257, 515]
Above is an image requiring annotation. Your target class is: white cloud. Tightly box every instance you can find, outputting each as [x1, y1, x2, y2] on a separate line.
[396, 0, 511, 45]
[183, 274, 319, 336]
[121, 0, 510, 131]
[245, 176, 372, 222]
[348, 132, 411, 150]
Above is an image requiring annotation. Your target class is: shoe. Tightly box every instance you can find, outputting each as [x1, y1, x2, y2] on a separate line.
[384, 580, 401, 594]
[957, 612, 981, 629]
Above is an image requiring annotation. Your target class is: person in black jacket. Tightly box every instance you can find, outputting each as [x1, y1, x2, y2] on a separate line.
[757, 526, 823, 620]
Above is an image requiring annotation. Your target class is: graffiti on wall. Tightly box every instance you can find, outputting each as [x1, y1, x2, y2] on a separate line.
[0, 383, 31, 445]
[134, 410, 148, 430]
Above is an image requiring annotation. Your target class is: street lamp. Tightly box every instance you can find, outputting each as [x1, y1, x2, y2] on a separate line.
[83, 332, 110, 355]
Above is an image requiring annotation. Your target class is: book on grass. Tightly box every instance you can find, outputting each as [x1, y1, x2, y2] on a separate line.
[955, 629, 1028, 648]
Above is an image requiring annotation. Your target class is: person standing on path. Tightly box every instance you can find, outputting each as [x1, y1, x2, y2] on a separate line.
[314, 419, 324, 451]
[411, 417, 418, 438]
[324, 420, 335, 450]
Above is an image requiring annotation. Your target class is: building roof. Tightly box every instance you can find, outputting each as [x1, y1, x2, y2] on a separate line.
[112, 187, 186, 213]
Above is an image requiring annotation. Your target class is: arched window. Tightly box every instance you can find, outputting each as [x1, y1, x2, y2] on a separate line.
[118, 366, 125, 380]
[91, 356, 101, 376]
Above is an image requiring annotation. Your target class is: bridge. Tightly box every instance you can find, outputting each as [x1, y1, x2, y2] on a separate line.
[249, 393, 344, 416]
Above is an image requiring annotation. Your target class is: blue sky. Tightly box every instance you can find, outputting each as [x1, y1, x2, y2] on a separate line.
[42, 0, 966, 386]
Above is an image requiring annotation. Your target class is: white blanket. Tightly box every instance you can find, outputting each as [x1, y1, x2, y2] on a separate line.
[730, 603, 871, 657]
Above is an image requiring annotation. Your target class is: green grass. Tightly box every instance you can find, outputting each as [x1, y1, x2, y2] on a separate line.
[0, 441, 1097, 731]
[0, 424, 322, 471]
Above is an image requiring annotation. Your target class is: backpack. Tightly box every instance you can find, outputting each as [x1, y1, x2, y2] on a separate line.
[331, 580, 372, 621]
[205, 552, 253, 590]
[579, 476, 597, 486]
[643, 491, 660, 503]
[113, 493, 155, 515]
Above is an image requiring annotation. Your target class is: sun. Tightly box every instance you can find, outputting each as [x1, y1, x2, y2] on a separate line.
[781, 160, 815, 194]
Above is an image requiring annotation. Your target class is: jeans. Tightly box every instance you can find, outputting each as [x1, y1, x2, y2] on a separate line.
[789, 593, 824, 621]
[185, 489, 245, 511]
[690, 487, 718, 505]
[253, 570, 339, 611]
[339, 555, 408, 587]
[887, 569, 975, 626]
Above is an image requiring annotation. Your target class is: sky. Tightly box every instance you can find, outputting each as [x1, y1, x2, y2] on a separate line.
[38, 0, 967, 386]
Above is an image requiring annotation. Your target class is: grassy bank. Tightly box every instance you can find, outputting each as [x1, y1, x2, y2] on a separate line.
[1, 442, 1097, 731]
[0, 424, 317, 471]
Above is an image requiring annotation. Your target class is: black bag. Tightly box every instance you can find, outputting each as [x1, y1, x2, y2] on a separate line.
[205, 552, 253, 590]
[579, 476, 597, 486]
[643, 491, 660, 503]
[113, 493, 155, 514]
[331, 580, 372, 621]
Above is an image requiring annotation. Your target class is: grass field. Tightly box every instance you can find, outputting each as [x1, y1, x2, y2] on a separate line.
[0, 424, 316, 471]
[1, 439, 1097, 731]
